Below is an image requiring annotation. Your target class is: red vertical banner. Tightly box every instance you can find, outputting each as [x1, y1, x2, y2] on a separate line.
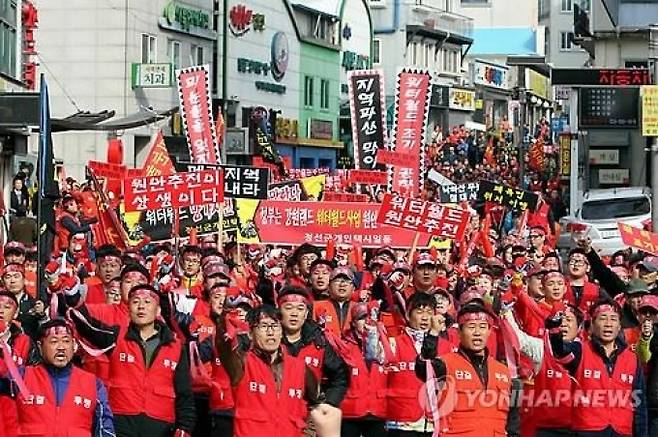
[143, 131, 176, 176]
[390, 69, 432, 198]
[176, 65, 221, 164]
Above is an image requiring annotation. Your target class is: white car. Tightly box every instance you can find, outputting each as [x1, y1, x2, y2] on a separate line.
[557, 187, 651, 256]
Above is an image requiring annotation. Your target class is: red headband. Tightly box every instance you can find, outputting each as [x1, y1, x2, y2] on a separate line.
[0, 295, 17, 309]
[42, 325, 73, 339]
[98, 255, 121, 265]
[128, 288, 160, 303]
[591, 304, 619, 319]
[2, 264, 24, 276]
[542, 271, 564, 283]
[457, 311, 493, 326]
[278, 294, 309, 306]
[124, 271, 147, 282]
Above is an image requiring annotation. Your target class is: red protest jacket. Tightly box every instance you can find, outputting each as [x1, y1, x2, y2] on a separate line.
[84, 283, 107, 305]
[232, 350, 307, 437]
[295, 342, 325, 381]
[54, 211, 80, 252]
[386, 330, 456, 423]
[571, 340, 637, 436]
[0, 330, 32, 437]
[313, 300, 352, 336]
[107, 325, 183, 424]
[209, 351, 234, 412]
[565, 281, 600, 315]
[522, 340, 573, 433]
[340, 334, 387, 419]
[438, 351, 511, 437]
[16, 365, 97, 437]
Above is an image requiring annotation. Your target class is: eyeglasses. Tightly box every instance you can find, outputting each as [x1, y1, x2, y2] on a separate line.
[529, 234, 543, 239]
[331, 278, 352, 285]
[255, 323, 282, 333]
[569, 259, 587, 266]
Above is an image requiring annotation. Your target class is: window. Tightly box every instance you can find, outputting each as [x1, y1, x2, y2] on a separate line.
[320, 79, 330, 109]
[408, 41, 419, 65]
[560, 31, 576, 50]
[141, 33, 157, 63]
[373, 39, 381, 64]
[461, 0, 489, 4]
[424, 43, 433, 68]
[561, 0, 572, 12]
[304, 76, 314, 107]
[168, 40, 181, 69]
[191, 45, 204, 65]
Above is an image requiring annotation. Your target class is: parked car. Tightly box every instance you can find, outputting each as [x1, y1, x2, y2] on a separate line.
[557, 187, 651, 255]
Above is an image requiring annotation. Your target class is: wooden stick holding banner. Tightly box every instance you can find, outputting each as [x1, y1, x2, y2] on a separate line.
[408, 232, 421, 263]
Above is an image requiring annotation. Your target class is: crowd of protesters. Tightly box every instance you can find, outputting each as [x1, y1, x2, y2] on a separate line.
[0, 119, 654, 437]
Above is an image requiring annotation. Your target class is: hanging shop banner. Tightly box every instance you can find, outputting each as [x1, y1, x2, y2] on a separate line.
[377, 193, 469, 241]
[143, 130, 176, 176]
[472, 60, 509, 90]
[389, 69, 432, 197]
[641, 85, 658, 137]
[449, 88, 476, 111]
[348, 169, 388, 186]
[176, 65, 221, 164]
[440, 182, 480, 204]
[559, 134, 571, 178]
[122, 199, 237, 243]
[176, 162, 269, 200]
[477, 180, 539, 212]
[618, 223, 658, 256]
[235, 200, 432, 247]
[87, 161, 126, 180]
[323, 192, 369, 203]
[123, 169, 223, 212]
[347, 69, 387, 170]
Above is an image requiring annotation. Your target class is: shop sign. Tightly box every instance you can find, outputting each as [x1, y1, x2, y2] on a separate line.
[131, 63, 173, 88]
[526, 69, 550, 100]
[449, 88, 475, 111]
[641, 85, 658, 137]
[552, 68, 651, 86]
[554, 86, 571, 100]
[309, 119, 333, 140]
[275, 117, 299, 141]
[225, 128, 249, 155]
[559, 134, 571, 178]
[589, 149, 619, 165]
[342, 51, 369, 71]
[599, 168, 629, 185]
[579, 87, 639, 128]
[473, 60, 509, 90]
[430, 85, 449, 108]
[228, 4, 265, 37]
[237, 58, 271, 76]
[160, 1, 216, 39]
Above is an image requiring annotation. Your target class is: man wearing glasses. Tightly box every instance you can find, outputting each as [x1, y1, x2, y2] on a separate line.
[564, 248, 602, 314]
[528, 226, 548, 252]
[216, 305, 320, 437]
[313, 267, 356, 336]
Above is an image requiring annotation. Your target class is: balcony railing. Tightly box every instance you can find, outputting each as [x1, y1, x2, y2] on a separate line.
[407, 1, 474, 40]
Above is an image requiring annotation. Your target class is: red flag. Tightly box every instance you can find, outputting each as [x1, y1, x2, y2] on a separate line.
[216, 109, 225, 149]
[142, 131, 176, 177]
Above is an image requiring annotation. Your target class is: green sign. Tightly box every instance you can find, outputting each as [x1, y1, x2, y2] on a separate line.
[163, 1, 210, 32]
[256, 81, 286, 94]
[131, 63, 173, 88]
[342, 51, 369, 71]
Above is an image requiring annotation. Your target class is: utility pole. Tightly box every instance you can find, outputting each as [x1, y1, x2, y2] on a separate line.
[650, 25, 658, 228]
[513, 87, 528, 187]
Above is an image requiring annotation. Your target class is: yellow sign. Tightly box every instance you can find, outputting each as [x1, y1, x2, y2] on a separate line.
[275, 117, 299, 141]
[642, 85, 658, 137]
[527, 70, 550, 101]
[559, 134, 571, 178]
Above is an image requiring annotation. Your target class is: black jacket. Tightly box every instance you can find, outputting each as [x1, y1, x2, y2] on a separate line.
[644, 329, 658, 418]
[282, 320, 349, 408]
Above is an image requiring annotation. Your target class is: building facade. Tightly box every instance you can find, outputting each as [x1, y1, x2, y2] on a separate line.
[371, 0, 474, 133]
[538, 0, 590, 68]
[36, 0, 216, 180]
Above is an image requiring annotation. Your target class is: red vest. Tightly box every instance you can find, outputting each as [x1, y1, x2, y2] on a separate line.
[387, 332, 427, 422]
[232, 350, 307, 437]
[341, 338, 387, 419]
[0, 332, 32, 437]
[209, 351, 234, 412]
[81, 354, 110, 385]
[572, 340, 637, 435]
[439, 352, 511, 437]
[295, 342, 324, 381]
[565, 281, 600, 315]
[54, 211, 80, 252]
[16, 365, 97, 437]
[523, 341, 573, 433]
[84, 283, 107, 305]
[107, 328, 183, 424]
[312, 300, 352, 336]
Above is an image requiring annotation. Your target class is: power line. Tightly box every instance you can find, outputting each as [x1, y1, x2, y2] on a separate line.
[36, 53, 82, 113]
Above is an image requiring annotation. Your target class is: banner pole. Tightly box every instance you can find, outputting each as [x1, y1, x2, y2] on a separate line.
[217, 203, 224, 254]
[409, 232, 421, 262]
